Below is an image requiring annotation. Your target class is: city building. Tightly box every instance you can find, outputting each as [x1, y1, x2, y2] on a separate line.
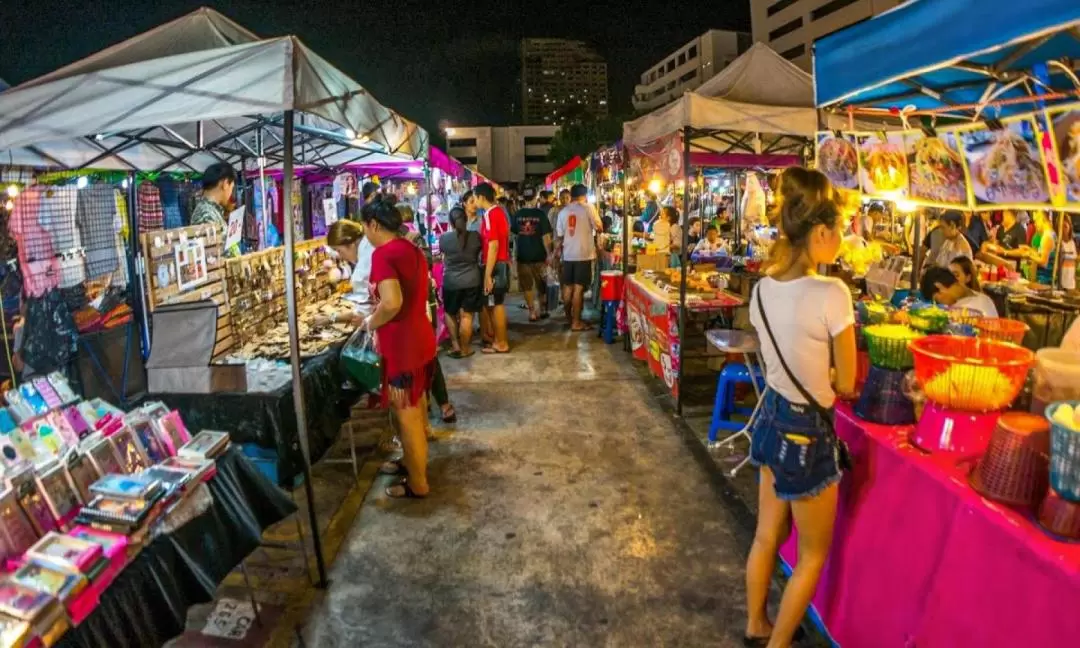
[633, 30, 752, 113]
[751, 0, 906, 70]
[521, 38, 609, 125]
[445, 125, 560, 185]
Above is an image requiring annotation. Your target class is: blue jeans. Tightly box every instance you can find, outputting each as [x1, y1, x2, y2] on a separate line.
[749, 389, 843, 500]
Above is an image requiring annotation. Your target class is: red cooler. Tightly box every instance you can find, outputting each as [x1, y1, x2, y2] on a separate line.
[600, 270, 625, 301]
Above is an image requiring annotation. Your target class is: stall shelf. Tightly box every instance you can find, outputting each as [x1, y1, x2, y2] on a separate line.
[0, 7, 430, 588]
[780, 404, 1080, 648]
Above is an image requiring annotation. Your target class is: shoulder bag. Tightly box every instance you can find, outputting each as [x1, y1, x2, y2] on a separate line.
[754, 283, 854, 471]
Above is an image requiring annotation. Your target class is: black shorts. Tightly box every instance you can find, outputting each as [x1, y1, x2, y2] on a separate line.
[561, 260, 593, 287]
[443, 286, 482, 314]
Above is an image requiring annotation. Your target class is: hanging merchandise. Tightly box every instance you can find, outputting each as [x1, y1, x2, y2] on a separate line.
[8, 187, 60, 298]
[136, 182, 164, 233]
[20, 290, 78, 374]
[77, 185, 125, 283]
[157, 178, 184, 230]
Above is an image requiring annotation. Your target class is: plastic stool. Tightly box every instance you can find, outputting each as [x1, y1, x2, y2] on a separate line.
[599, 300, 620, 344]
[708, 361, 765, 442]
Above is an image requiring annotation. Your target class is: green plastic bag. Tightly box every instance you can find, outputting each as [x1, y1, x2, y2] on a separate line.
[341, 329, 382, 393]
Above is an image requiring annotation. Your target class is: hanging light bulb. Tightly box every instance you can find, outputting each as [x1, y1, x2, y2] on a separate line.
[344, 128, 357, 140]
[406, 183, 417, 196]
[121, 178, 130, 189]
[4, 200, 13, 211]
[648, 178, 663, 195]
[5, 185, 18, 198]
[76, 176, 89, 189]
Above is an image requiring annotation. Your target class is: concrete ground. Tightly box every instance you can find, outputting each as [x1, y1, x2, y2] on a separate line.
[298, 300, 779, 647]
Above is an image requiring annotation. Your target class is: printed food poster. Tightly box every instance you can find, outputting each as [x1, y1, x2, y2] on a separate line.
[903, 131, 970, 206]
[1048, 105, 1080, 206]
[816, 132, 859, 190]
[958, 119, 1050, 206]
[857, 133, 909, 198]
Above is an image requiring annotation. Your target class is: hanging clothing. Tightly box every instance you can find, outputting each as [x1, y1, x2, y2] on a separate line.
[21, 290, 78, 374]
[8, 187, 60, 297]
[137, 182, 164, 232]
[36, 186, 85, 289]
[157, 178, 184, 229]
[78, 185, 123, 280]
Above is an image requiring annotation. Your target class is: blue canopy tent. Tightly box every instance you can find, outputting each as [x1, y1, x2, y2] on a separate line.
[814, 0, 1080, 120]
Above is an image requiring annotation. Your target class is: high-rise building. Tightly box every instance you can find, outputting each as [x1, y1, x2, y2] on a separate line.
[521, 38, 609, 125]
[446, 125, 560, 185]
[751, 0, 906, 70]
[632, 30, 752, 113]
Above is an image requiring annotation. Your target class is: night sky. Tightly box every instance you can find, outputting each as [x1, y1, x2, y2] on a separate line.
[0, 0, 750, 137]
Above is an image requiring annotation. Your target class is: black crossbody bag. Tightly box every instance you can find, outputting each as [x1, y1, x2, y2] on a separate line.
[754, 284, 854, 471]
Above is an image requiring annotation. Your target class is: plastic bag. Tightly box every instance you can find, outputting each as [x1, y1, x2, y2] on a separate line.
[340, 329, 381, 394]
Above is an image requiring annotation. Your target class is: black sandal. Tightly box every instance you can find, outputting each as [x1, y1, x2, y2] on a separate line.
[742, 626, 805, 647]
[386, 479, 427, 499]
[441, 406, 457, 424]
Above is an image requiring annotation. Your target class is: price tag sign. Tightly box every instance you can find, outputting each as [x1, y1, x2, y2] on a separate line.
[323, 198, 338, 226]
[201, 598, 256, 640]
[226, 206, 246, 250]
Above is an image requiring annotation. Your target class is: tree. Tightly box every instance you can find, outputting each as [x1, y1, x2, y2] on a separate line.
[546, 115, 623, 167]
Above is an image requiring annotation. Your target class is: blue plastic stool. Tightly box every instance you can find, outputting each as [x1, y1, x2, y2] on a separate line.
[598, 300, 620, 344]
[708, 361, 765, 442]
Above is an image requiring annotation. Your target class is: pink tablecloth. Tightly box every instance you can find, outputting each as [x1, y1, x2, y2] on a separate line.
[780, 404, 1080, 648]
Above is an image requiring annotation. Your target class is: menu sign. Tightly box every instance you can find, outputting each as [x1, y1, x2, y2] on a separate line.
[958, 118, 1051, 207]
[1048, 105, 1080, 207]
[903, 131, 969, 207]
[816, 132, 859, 190]
[857, 132, 909, 198]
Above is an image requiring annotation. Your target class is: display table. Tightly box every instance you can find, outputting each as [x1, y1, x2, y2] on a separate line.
[780, 404, 1080, 647]
[622, 274, 743, 399]
[151, 346, 353, 487]
[57, 445, 297, 647]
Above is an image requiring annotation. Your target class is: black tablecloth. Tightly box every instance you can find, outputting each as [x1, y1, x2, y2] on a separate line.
[56, 446, 297, 648]
[151, 347, 357, 486]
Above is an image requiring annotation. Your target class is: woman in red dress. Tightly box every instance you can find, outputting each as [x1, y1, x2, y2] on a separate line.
[359, 197, 437, 498]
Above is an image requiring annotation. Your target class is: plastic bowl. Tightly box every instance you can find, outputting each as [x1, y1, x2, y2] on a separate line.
[910, 335, 1034, 411]
[975, 317, 1029, 345]
[856, 300, 894, 326]
[863, 324, 922, 370]
[908, 305, 951, 333]
[1045, 401, 1080, 502]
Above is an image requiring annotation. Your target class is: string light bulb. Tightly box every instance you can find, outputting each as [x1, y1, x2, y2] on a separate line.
[648, 178, 663, 194]
[4, 200, 13, 211]
[5, 185, 17, 198]
[76, 176, 89, 189]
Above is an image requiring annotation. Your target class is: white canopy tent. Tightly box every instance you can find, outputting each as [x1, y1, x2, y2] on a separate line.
[0, 7, 428, 172]
[623, 43, 817, 154]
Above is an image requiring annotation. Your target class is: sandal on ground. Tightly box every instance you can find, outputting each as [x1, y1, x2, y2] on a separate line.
[571, 324, 595, 332]
[379, 459, 406, 476]
[529, 313, 540, 322]
[448, 349, 474, 359]
[482, 346, 510, 354]
[742, 626, 805, 647]
[539, 312, 550, 319]
[378, 436, 401, 454]
[441, 405, 457, 423]
[386, 479, 428, 499]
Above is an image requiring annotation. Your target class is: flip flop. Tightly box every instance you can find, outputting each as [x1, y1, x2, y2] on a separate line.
[386, 479, 428, 499]
[448, 350, 474, 359]
[482, 346, 510, 354]
[571, 324, 595, 332]
[539, 312, 551, 319]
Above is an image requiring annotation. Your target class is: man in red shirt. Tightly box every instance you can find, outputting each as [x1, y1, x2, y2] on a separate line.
[475, 183, 510, 353]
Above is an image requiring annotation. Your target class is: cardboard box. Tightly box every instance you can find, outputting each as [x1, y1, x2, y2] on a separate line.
[146, 301, 247, 394]
[635, 254, 668, 272]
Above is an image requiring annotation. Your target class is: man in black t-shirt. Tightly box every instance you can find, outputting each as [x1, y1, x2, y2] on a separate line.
[512, 186, 553, 321]
[983, 209, 1031, 269]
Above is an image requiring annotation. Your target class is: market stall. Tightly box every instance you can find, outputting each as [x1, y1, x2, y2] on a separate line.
[773, 2, 1080, 645]
[0, 7, 430, 594]
[621, 43, 816, 412]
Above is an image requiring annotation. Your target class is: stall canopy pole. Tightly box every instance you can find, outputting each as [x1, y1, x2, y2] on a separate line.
[1053, 210, 1065, 290]
[128, 172, 151, 361]
[621, 169, 630, 353]
[424, 163, 433, 245]
[257, 129, 268, 251]
[281, 111, 329, 589]
[912, 209, 925, 291]
[677, 129, 690, 417]
[733, 171, 742, 254]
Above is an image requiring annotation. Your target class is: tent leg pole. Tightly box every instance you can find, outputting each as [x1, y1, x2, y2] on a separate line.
[622, 169, 630, 353]
[282, 110, 329, 589]
[677, 129, 690, 417]
[128, 172, 151, 361]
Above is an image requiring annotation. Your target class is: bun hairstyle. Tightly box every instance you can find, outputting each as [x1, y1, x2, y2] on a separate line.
[765, 167, 840, 272]
[326, 219, 364, 247]
[450, 206, 468, 241]
[360, 194, 404, 232]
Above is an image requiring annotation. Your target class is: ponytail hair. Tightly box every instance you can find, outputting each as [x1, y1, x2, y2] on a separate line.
[327, 219, 364, 247]
[450, 206, 468, 244]
[763, 167, 840, 273]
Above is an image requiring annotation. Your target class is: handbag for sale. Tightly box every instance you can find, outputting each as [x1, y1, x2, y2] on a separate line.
[754, 284, 854, 471]
[340, 329, 382, 394]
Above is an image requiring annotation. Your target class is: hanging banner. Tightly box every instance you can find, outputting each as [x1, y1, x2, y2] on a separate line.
[627, 132, 685, 182]
[957, 117, 1051, 208]
[225, 205, 245, 251]
[1047, 104, 1080, 208]
[903, 131, 970, 208]
[322, 198, 338, 226]
[856, 132, 909, 199]
[815, 132, 859, 190]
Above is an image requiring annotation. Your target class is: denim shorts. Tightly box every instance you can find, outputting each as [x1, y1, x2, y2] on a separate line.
[749, 389, 843, 501]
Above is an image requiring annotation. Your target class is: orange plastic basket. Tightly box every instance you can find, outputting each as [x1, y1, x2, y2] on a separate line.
[909, 335, 1034, 411]
[975, 317, 1029, 345]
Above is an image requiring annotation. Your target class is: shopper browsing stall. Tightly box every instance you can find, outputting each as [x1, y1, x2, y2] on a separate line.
[920, 265, 998, 316]
[474, 183, 511, 354]
[744, 167, 856, 648]
[555, 184, 604, 332]
[325, 220, 377, 315]
[439, 207, 483, 358]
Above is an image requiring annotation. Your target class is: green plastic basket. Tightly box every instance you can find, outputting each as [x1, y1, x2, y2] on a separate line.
[863, 324, 923, 370]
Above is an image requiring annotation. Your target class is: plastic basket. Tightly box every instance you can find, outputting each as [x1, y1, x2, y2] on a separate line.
[1037, 487, 1080, 540]
[908, 305, 951, 333]
[1046, 401, 1080, 502]
[863, 325, 922, 370]
[856, 300, 894, 326]
[970, 412, 1050, 508]
[854, 366, 915, 425]
[975, 317, 1029, 345]
[948, 307, 985, 327]
[910, 336, 1034, 411]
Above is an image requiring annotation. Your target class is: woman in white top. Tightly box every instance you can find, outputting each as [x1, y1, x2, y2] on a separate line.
[948, 256, 999, 317]
[744, 167, 856, 648]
